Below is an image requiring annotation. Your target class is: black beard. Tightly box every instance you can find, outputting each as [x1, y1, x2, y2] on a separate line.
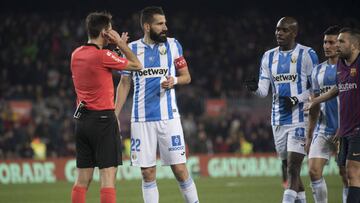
[339, 51, 351, 60]
[150, 29, 167, 43]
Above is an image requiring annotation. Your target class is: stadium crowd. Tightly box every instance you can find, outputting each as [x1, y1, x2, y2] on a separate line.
[1, 8, 359, 159]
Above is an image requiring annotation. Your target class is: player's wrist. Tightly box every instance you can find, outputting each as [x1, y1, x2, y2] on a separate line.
[173, 77, 178, 85]
[116, 40, 127, 50]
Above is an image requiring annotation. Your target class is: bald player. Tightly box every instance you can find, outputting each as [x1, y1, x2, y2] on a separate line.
[245, 17, 318, 203]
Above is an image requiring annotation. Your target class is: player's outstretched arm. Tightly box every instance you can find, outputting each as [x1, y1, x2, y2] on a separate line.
[304, 86, 338, 111]
[244, 76, 258, 92]
[249, 54, 271, 98]
[253, 77, 270, 98]
[115, 75, 131, 118]
[305, 94, 320, 154]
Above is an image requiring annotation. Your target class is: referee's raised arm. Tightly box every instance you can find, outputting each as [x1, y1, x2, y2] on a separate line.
[104, 30, 142, 70]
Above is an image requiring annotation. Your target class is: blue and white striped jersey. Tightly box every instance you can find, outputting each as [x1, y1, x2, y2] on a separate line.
[311, 61, 339, 135]
[121, 38, 183, 122]
[255, 44, 319, 126]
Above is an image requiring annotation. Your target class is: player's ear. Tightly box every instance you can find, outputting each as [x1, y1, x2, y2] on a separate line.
[101, 30, 106, 37]
[144, 23, 150, 32]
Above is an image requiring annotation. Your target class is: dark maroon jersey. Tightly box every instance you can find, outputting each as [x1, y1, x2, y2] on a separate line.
[337, 54, 360, 136]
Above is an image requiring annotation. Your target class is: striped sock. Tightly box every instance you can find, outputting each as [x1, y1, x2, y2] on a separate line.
[142, 180, 159, 203]
[178, 177, 199, 203]
[283, 189, 297, 203]
[311, 178, 327, 203]
[295, 191, 306, 203]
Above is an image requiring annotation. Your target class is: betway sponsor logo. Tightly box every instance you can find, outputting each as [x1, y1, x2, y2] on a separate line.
[320, 86, 333, 94]
[338, 83, 358, 92]
[134, 67, 168, 78]
[273, 74, 298, 83]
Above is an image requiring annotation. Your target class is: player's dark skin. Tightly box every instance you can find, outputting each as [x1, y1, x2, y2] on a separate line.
[275, 17, 305, 193]
[275, 17, 298, 51]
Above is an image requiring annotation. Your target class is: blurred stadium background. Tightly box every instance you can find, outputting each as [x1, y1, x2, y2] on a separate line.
[1, 0, 359, 202]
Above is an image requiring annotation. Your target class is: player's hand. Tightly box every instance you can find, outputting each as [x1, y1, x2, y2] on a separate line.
[104, 30, 120, 44]
[105, 30, 129, 47]
[304, 97, 316, 111]
[279, 96, 299, 111]
[244, 76, 258, 91]
[305, 137, 311, 154]
[161, 76, 175, 89]
[119, 32, 129, 44]
[332, 133, 341, 154]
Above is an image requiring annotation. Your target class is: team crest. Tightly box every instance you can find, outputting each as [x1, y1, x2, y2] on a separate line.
[158, 45, 167, 55]
[131, 153, 137, 161]
[291, 55, 297, 63]
[350, 68, 357, 77]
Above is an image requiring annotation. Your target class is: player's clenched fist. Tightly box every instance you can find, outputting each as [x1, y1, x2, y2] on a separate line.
[244, 76, 258, 91]
[161, 76, 176, 89]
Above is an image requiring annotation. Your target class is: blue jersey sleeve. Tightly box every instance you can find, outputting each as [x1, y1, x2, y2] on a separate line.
[311, 65, 321, 95]
[174, 39, 183, 57]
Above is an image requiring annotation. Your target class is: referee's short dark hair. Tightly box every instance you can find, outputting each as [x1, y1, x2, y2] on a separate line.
[140, 6, 165, 29]
[324, 25, 341, 35]
[86, 11, 112, 39]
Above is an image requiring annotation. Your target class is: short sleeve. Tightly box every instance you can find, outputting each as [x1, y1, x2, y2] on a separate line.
[102, 50, 128, 70]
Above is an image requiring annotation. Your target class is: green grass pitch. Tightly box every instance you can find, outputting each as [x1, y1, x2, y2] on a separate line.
[1, 175, 343, 202]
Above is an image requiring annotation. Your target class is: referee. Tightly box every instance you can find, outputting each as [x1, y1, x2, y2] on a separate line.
[70, 12, 142, 203]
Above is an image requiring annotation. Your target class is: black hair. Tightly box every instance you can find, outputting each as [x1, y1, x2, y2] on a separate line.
[323, 25, 341, 35]
[140, 6, 165, 29]
[86, 11, 112, 38]
[339, 27, 360, 44]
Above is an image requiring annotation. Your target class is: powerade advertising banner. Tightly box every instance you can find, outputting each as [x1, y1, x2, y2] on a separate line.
[0, 154, 339, 184]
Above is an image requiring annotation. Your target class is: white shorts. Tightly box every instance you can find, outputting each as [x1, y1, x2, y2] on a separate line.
[308, 132, 335, 160]
[130, 118, 186, 167]
[272, 123, 307, 160]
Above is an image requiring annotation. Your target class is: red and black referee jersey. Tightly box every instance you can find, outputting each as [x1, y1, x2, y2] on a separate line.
[71, 43, 128, 110]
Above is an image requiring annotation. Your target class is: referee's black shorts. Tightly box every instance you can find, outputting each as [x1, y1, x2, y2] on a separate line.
[74, 109, 122, 169]
[337, 130, 360, 167]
